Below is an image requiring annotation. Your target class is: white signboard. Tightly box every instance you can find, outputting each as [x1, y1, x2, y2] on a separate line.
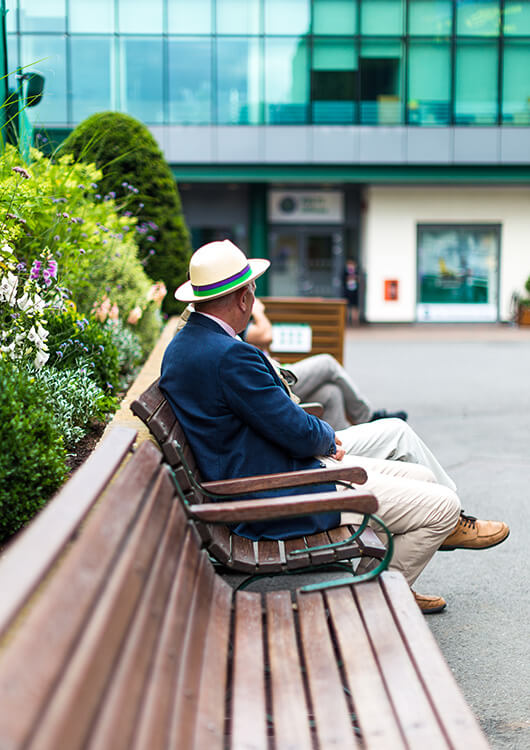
[416, 303, 498, 322]
[270, 323, 312, 353]
[268, 190, 344, 224]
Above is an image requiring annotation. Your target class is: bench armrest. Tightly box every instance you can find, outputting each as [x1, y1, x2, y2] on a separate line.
[187, 489, 377, 523]
[300, 402, 324, 418]
[201, 465, 367, 496]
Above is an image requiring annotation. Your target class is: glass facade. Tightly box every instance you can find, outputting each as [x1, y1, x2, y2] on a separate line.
[5, 0, 530, 126]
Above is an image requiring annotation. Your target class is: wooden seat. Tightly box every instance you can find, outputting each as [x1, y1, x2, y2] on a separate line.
[0, 428, 490, 749]
[131, 379, 386, 575]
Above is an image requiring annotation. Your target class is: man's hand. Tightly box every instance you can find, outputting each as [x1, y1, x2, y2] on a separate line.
[330, 435, 345, 461]
[252, 298, 266, 317]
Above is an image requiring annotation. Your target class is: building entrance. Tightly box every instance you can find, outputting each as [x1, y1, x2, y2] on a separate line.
[268, 228, 344, 298]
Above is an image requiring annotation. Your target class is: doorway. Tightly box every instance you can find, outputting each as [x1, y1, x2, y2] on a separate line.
[268, 228, 344, 298]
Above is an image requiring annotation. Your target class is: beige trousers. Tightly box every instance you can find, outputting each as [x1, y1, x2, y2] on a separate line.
[323, 454, 461, 587]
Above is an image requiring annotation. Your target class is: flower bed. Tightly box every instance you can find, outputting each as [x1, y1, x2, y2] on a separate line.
[0, 145, 169, 545]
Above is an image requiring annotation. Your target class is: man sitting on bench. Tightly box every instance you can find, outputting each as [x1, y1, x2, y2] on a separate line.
[160, 240, 509, 614]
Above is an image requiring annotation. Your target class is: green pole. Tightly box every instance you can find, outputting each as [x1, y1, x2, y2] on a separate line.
[249, 183, 269, 296]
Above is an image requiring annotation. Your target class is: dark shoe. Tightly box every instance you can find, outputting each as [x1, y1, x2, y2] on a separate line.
[439, 512, 510, 551]
[413, 591, 447, 615]
[370, 409, 408, 422]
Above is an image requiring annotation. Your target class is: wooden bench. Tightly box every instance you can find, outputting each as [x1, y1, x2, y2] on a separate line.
[0, 428, 490, 749]
[260, 296, 346, 364]
[130, 378, 387, 577]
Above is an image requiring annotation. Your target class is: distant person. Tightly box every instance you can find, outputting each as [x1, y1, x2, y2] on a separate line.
[245, 297, 407, 431]
[343, 259, 359, 326]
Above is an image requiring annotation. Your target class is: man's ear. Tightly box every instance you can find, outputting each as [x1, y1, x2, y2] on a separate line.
[237, 285, 250, 312]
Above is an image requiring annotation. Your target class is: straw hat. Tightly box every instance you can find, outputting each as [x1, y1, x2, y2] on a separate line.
[174, 240, 270, 303]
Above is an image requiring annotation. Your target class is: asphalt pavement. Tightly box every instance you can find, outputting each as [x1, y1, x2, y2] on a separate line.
[344, 323, 530, 750]
[224, 323, 530, 749]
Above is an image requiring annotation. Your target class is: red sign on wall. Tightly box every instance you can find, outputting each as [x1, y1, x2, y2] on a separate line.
[384, 279, 399, 301]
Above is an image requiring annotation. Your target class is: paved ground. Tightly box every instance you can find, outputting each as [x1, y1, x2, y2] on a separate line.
[347, 324, 530, 749]
[224, 323, 530, 749]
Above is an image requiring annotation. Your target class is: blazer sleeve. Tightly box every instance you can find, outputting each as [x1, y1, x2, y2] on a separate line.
[219, 342, 336, 459]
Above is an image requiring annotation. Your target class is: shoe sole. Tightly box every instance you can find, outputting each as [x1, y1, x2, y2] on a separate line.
[420, 603, 447, 615]
[439, 529, 510, 552]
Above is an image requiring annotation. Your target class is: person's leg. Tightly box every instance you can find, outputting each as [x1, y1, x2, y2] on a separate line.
[304, 383, 350, 430]
[290, 354, 372, 425]
[324, 454, 461, 587]
[336, 418, 456, 491]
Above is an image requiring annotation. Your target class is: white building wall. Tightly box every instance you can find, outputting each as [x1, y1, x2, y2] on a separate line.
[363, 186, 530, 322]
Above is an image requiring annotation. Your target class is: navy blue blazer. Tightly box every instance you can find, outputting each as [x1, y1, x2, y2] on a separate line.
[159, 313, 340, 540]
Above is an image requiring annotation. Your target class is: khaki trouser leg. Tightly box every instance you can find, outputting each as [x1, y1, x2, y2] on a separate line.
[323, 454, 461, 587]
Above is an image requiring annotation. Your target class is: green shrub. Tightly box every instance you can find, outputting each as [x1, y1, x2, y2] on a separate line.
[0, 359, 66, 543]
[31, 366, 113, 449]
[45, 308, 120, 396]
[61, 112, 192, 315]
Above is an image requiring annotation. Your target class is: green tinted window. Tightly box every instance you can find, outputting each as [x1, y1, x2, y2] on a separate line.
[70, 0, 115, 33]
[216, 0, 261, 34]
[5, 0, 17, 32]
[503, 41, 530, 124]
[119, 0, 163, 33]
[21, 35, 67, 121]
[360, 40, 403, 124]
[360, 0, 404, 36]
[313, 0, 357, 35]
[168, 0, 212, 33]
[265, 37, 309, 123]
[312, 39, 357, 123]
[217, 37, 261, 124]
[504, 1, 530, 35]
[408, 0, 452, 35]
[456, 1, 500, 36]
[455, 41, 498, 123]
[408, 41, 450, 124]
[19, 0, 65, 32]
[265, 0, 310, 35]
[71, 37, 114, 123]
[168, 38, 212, 124]
[121, 37, 164, 124]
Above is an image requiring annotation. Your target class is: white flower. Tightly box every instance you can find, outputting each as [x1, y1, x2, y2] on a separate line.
[34, 349, 49, 368]
[0, 244, 14, 257]
[17, 291, 32, 311]
[0, 341, 15, 355]
[36, 322, 49, 341]
[0, 272, 18, 305]
[33, 293, 46, 314]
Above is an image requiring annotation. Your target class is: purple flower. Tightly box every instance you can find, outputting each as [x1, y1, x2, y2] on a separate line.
[91, 183, 98, 189]
[30, 260, 42, 280]
[123, 225, 130, 232]
[12, 166, 30, 179]
[79, 248, 85, 254]
[146, 235, 156, 242]
[56, 350, 63, 358]
[108, 191, 116, 199]
[47, 260, 58, 277]
[149, 249, 155, 255]
[62, 212, 69, 219]
[139, 203, 144, 208]
[77, 184, 85, 189]
[53, 235, 60, 241]
[121, 181, 129, 187]
[95, 194, 101, 200]
[16, 262, 26, 271]
[123, 211, 132, 217]
[148, 221, 158, 230]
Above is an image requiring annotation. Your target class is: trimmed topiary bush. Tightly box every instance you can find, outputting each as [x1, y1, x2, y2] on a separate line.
[0, 359, 67, 543]
[61, 112, 192, 315]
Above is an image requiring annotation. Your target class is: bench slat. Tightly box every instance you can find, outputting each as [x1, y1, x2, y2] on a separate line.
[206, 524, 232, 565]
[0, 426, 137, 640]
[85, 491, 187, 750]
[306, 531, 337, 564]
[149, 399, 178, 443]
[169, 553, 217, 749]
[284, 537, 311, 569]
[230, 534, 258, 572]
[192, 575, 233, 749]
[131, 527, 203, 750]
[28, 463, 174, 750]
[381, 572, 490, 749]
[326, 584, 407, 750]
[256, 539, 284, 572]
[266, 591, 313, 749]
[231, 591, 268, 750]
[130, 378, 165, 422]
[354, 580, 450, 750]
[327, 525, 362, 558]
[0, 438, 160, 750]
[296, 591, 360, 749]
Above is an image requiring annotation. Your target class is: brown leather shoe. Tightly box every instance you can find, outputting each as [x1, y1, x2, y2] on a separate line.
[413, 591, 447, 615]
[439, 512, 510, 551]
